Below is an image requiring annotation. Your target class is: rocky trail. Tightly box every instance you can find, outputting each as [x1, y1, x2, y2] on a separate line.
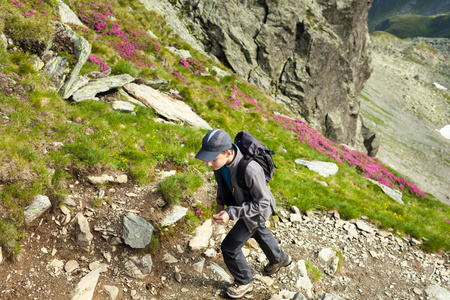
[0, 169, 449, 300]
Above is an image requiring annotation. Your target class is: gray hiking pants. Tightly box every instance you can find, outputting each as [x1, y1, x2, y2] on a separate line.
[221, 219, 287, 285]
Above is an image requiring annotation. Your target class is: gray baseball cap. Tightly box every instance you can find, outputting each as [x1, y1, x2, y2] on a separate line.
[195, 129, 232, 161]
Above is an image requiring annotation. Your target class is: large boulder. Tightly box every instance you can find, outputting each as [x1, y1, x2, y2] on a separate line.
[147, 0, 375, 155]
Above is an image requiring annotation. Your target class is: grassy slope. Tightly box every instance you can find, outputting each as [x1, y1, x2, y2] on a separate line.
[375, 13, 450, 39]
[0, 0, 449, 259]
[368, 0, 448, 32]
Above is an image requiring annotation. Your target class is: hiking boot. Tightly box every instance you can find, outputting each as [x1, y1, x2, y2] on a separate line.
[226, 281, 253, 299]
[263, 255, 292, 275]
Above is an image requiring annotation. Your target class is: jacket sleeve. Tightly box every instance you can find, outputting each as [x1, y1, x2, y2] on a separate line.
[226, 162, 271, 220]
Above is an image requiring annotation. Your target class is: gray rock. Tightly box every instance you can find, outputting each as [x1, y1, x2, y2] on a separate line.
[290, 213, 302, 223]
[74, 212, 93, 251]
[103, 285, 119, 300]
[174, 266, 182, 282]
[209, 262, 232, 283]
[318, 248, 336, 263]
[268, 290, 300, 300]
[355, 220, 374, 233]
[65, 260, 79, 273]
[124, 260, 145, 279]
[193, 258, 205, 274]
[55, 22, 92, 99]
[57, 0, 85, 27]
[189, 219, 213, 250]
[146, 79, 171, 90]
[0, 33, 7, 48]
[212, 66, 231, 78]
[24, 195, 52, 224]
[163, 253, 178, 264]
[88, 174, 128, 184]
[203, 248, 217, 258]
[138, 0, 207, 55]
[122, 213, 154, 249]
[31, 55, 44, 71]
[322, 293, 345, 300]
[123, 83, 212, 130]
[111, 101, 135, 112]
[291, 206, 300, 214]
[71, 267, 101, 300]
[425, 285, 450, 300]
[136, 254, 153, 274]
[294, 160, 339, 177]
[166, 46, 191, 59]
[72, 74, 134, 102]
[43, 54, 70, 90]
[368, 178, 404, 205]
[160, 205, 188, 227]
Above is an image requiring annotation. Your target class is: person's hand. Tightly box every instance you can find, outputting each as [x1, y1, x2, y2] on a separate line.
[215, 204, 224, 214]
[212, 210, 230, 224]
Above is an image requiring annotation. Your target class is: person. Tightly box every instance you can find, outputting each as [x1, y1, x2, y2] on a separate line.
[195, 129, 291, 299]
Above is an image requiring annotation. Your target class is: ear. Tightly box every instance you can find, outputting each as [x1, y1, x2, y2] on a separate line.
[226, 148, 234, 156]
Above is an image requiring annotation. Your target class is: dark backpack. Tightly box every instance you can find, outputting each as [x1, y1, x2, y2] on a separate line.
[234, 131, 281, 221]
[234, 131, 276, 189]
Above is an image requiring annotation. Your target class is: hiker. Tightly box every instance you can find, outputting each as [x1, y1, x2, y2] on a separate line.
[195, 129, 291, 299]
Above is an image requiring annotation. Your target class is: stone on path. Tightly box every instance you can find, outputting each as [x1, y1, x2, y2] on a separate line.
[294, 159, 339, 177]
[88, 173, 128, 184]
[163, 253, 178, 264]
[269, 290, 305, 300]
[122, 213, 154, 249]
[323, 293, 345, 300]
[133, 254, 153, 274]
[103, 285, 119, 300]
[124, 260, 145, 279]
[189, 219, 213, 250]
[425, 285, 450, 300]
[24, 195, 51, 224]
[193, 258, 205, 274]
[65, 260, 79, 273]
[71, 267, 101, 300]
[318, 248, 336, 263]
[291, 260, 313, 299]
[209, 262, 232, 283]
[160, 205, 188, 227]
[75, 212, 93, 251]
[355, 220, 374, 233]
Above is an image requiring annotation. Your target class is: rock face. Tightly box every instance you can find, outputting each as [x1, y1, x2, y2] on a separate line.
[166, 0, 374, 153]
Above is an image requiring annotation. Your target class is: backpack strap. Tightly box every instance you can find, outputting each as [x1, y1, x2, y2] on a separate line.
[237, 154, 252, 190]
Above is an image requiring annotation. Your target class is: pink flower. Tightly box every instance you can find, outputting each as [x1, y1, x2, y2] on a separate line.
[196, 209, 202, 218]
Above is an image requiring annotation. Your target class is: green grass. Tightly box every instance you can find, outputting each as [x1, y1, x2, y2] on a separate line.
[374, 13, 450, 39]
[158, 173, 203, 207]
[305, 260, 323, 282]
[0, 0, 449, 261]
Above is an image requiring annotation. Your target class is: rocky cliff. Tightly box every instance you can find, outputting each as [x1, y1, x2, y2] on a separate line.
[145, 0, 377, 155]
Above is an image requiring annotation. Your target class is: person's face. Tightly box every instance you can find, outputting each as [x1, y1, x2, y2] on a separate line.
[205, 150, 232, 171]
